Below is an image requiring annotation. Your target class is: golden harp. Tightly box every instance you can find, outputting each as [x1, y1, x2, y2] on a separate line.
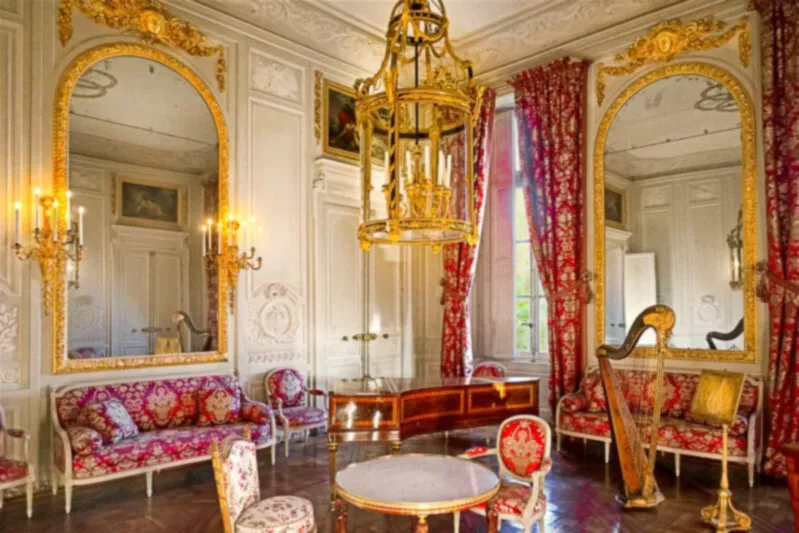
[597, 304, 675, 509]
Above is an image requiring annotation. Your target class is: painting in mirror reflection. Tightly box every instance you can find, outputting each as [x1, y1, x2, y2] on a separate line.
[603, 75, 744, 350]
[66, 56, 219, 359]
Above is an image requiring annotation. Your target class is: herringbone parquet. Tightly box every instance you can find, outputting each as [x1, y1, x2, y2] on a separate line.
[0, 431, 793, 532]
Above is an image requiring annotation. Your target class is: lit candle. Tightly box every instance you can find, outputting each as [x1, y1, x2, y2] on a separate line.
[228, 214, 234, 247]
[52, 201, 59, 242]
[78, 206, 85, 245]
[217, 222, 222, 253]
[445, 154, 453, 188]
[206, 218, 213, 253]
[249, 216, 256, 251]
[424, 145, 430, 179]
[405, 150, 412, 178]
[14, 202, 20, 244]
[438, 150, 445, 184]
[33, 188, 40, 230]
[384, 151, 389, 175]
[66, 191, 72, 227]
[201, 225, 207, 256]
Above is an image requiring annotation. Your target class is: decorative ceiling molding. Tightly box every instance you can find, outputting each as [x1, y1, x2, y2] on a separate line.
[605, 146, 742, 180]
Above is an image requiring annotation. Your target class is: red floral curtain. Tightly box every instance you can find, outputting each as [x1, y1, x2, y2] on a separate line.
[751, 0, 799, 477]
[203, 178, 219, 350]
[440, 89, 497, 378]
[509, 58, 590, 412]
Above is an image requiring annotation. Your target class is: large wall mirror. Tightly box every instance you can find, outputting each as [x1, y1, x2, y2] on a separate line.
[52, 44, 229, 373]
[594, 62, 757, 362]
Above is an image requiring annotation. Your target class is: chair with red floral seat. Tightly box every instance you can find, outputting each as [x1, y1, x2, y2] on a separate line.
[454, 415, 551, 533]
[212, 435, 316, 533]
[0, 404, 34, 518]
[473, 361, 508, 378]
[264, 368, 327, 458]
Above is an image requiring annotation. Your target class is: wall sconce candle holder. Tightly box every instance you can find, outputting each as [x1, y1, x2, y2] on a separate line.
[203, 218, 262, 312]
[13, 192, 85, 315]
[727, 207, 743, 290]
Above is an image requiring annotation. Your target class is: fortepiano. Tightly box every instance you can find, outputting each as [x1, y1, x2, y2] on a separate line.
[326, 375, 540, 503]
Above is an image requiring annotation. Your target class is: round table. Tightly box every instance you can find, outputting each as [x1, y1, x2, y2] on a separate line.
[334, 454, 500, 533]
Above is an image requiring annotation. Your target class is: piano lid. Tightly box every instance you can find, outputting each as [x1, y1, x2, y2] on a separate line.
[329, 376, 538, 396]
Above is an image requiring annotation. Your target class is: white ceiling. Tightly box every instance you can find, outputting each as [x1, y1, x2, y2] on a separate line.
[605, 75, 742, 179]
[198, 0, 687, 75]
[69, 56, 218, 174]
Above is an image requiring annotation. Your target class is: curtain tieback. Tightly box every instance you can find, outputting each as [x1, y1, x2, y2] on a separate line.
[546, 270, 594, 304]
[756, 261, 799, 302]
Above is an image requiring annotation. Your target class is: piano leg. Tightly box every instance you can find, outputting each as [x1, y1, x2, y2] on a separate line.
[415, 515, 429, 533]
[328, 441, 338, 506]
[335, 501, 348, 533]
[391, 441, 402, 455]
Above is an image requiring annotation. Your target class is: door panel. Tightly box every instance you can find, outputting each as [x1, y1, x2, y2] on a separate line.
[114, 249, 151, 355]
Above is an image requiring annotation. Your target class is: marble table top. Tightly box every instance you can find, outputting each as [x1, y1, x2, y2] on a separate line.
[335, 454, 499, 515]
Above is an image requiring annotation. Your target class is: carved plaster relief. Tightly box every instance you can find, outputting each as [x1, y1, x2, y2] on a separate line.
[69, 165, 106, 193]
[247, 351, 304, 365]
[247, 282, 302, 346]
[250, 51, 302, 102]
[68, 295, 106, 343]
[0, 303, 20, 385]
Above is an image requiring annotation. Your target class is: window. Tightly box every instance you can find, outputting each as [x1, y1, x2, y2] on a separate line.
[512, 117, 549, 361]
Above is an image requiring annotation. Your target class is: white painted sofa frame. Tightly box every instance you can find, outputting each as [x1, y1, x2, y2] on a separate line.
[0, 405, 35, 518]
[50, 373, 277, 514]
[555, 368, 764, 488]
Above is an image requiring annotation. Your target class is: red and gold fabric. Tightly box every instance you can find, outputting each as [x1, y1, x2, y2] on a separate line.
[279, 407, 326, 427]
[474, 482, 545, 516]
[750, 0, 799, 478]
[265, 368, 306, 409]
[67, 426, 103, 456]
[472, 362, 507, 378]
[498, 418, 548, 477]
[240, 400, 273, 426]
[509, 58, 590, 413]
[0, 458, 27, 483]
[440, 89, 497, 378]
[197, 381, 242, 427]
[221, 440, 261, 526]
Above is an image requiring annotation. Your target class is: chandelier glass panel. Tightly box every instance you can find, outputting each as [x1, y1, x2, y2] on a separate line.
[356, 0, 481, 251]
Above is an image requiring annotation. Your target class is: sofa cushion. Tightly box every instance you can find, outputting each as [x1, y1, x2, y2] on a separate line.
[197, 380, 241, 426]
[662, 373, 700, 418]
[71, 423, 272, 480]
[559, 393, 588, 413]
[83, 399, 139, 445]
[474, 481, 544, 516]
[67, 426, 103, 456]
[55, 376, 242, 431]
[559, 412, 611, 437]
[582, 371, 607, 413]
[240, 400, 273, 425]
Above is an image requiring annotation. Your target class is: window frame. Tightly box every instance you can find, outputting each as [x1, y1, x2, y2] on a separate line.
[512, 117, 549, 363]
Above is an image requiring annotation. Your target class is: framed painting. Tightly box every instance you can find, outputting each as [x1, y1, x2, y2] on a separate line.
[115, 176, 187, 230]
[604, 185, 627, 230]
[323, 79, 359, 163]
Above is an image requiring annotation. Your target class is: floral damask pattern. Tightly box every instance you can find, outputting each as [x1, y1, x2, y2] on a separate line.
[558, 393, 587, 413]
[67, 426, 103, 456]
[241, 400, 273, 426]
[280, 407, 326, 427]
[0, 458, 27, 483]
[475, 482, 544, 516]
[440, 90, 497, 378]
[222, 440, 261, 525]
[83, 399, 140, 445]
[510, 59, 590, 412]
[499, 419, 547, 477]
[581, 371, 607, 413]
[72, 423, 271, 479]
[235, 495, 315, 533]
[266, 368, 306, 408]
[197, 382, 242, 427]
[472, 362, 507, 378]
[750, 0, 799, 478]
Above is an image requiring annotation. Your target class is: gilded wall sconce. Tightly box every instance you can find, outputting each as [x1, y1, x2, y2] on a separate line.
[727, 208, 743, 290]
[202, 216, 262, 312]
[13, 190, 85, 315]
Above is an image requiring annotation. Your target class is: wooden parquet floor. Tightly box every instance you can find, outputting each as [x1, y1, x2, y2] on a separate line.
[0, 431, 793, 533]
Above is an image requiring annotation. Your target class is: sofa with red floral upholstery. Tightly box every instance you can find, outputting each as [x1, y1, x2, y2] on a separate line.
[555, 367, 763, 487]
[51, 374, 276, 514]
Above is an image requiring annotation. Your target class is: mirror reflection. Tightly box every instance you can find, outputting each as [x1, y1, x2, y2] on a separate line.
[67, 56, 220, 359]
[603, 75, 743, 350]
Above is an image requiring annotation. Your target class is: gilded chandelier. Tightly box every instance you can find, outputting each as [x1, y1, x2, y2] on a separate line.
[355, 0, 482, 251]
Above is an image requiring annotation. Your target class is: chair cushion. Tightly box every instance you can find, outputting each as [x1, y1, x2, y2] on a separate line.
[235, 495, 315, 533]
[197, 381, 241, 427]
[474, 481, 545, 517]
[82, 399, 140, 445]
[67, 426, 104, 456]
[267, 369, 306, 409]
[559, 393, 587, 413]
[0, 458, 28, 483]
[71, 423, 271, 479]
[280, 407, 326, 427]
[559, 412, 611, 437]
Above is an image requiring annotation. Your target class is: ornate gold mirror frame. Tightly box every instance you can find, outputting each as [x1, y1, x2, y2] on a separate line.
[52, 43, 229, 373]
[594, 62, 757, 362]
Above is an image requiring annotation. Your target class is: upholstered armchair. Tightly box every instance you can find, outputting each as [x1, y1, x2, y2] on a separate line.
[264, 368, 327, 457]
[0, 404, 34, 518]
[454, 415, 551, 533]
[473, 361, 508, 378]
[212, 435, 315, 533]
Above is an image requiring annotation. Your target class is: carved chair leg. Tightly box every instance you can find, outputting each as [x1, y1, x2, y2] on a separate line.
[64, 481, 73, 514]
[27, 478, 33, 518]
[51, 468, 58, 495]
[748, 462, 755, 488]
[0, 488, 4, 509]
[675, 453, 681, 477]
[557, 431, 562, 452]
[146, 471, 153, 497]
[271, 443, 276, 466]
[538, 515, 546, 533]
[453, 511, 460, 533]
[604, 441, 610, 464]
[285, 430, 291, 458]
[328, 441, 338, 507]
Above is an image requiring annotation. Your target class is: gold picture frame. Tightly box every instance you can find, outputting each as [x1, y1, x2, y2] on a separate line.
[594, 62, 757, 363]
[115, 176, 188, 231]
[604, 184, 627, 230]
[52, 43, 229, 373]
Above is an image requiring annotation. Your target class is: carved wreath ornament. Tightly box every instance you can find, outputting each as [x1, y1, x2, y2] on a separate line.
[58, 0, 226, 90]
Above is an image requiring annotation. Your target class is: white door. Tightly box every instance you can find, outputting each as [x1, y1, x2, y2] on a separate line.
[605, 244, 626, 345]
[623, 252, 658, 345]
[368, 245, 404, 378]
[151, 251, 187, 348]
[114, 249, 152, 356]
